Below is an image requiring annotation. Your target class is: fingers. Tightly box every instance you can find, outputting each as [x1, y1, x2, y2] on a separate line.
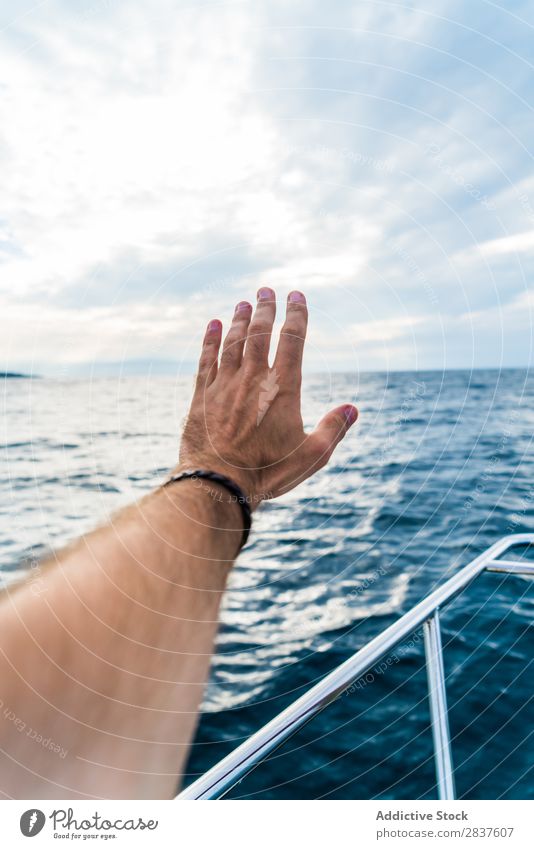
[273, 291, 308, 389]
[243, 287, 276, 371]
[219, 301, 253, 373]
[194, 319, 222, 392]
[306, 404, 358, 468]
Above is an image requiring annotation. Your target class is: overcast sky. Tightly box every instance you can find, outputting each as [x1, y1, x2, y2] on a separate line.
[1, 0, 534, 374]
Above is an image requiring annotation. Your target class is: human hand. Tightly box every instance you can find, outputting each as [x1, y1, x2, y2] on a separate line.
[178, 287, 358, 510]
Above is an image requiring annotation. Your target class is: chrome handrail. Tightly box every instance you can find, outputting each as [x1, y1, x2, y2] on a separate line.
[177, 534, 534, 800]
[423, 610, 455, 799]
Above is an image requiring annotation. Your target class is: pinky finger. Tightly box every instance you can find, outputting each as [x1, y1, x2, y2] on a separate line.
[195, 319, 222, 392]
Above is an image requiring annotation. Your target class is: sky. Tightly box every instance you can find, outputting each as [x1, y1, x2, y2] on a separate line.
[1, 0, 534, 374]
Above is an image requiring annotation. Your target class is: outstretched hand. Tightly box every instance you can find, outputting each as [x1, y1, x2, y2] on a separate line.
[178, 287, 358, 510]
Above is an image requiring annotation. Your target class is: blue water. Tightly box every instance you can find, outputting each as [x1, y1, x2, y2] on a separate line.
[1, 369, 533, 798]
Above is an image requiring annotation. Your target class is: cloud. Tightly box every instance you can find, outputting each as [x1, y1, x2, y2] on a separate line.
[466, 229, 534, 257]
[1, 0, 533, 371]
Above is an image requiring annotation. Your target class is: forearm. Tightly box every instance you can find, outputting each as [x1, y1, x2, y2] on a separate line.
[0, 480, 241, 799]
[0, 286, 357, 801]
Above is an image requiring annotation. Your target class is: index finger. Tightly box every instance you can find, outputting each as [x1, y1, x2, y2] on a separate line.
[273, 291, 308, 388]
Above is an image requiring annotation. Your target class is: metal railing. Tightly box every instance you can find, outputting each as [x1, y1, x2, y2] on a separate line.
[177, 534, 534, 800]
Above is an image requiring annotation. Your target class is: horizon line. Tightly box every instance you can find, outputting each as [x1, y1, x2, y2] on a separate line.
[4, 364, 533, 379]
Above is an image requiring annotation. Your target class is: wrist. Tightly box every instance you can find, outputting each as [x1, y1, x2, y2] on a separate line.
[172, 460, 264, 513]
[163, 467, 252, 553]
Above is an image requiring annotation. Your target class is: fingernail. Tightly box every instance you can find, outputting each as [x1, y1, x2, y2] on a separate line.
[207, 319, 221, 333]
[343, 405, 358, 426]
[288, 290, 306, 304]
[258, 287, 273, 301]
[235, 301, 251, 314]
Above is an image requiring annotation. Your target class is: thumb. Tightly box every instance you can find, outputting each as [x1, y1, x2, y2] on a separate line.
[308, 404, 358, 465]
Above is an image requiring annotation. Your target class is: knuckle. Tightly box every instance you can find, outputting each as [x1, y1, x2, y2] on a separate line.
[220, 347, 238, 365]
[282, 316, 305, 335]
[198, 355, 216, 375]
[313, 434, 333, 458]
[246, 334, 267, 359]
[222, 332, 238, 350]
[287, 297, 307, 310]
[199, 349, 215, 364]
[280, 334, 304, 363]
[286, 311, 308, 330]
[283, 316, 307, 336]
[220, 332, 246, 363]
[249, 318, 272, 336]
[229, 330, 247, 346]
[257, 298, 275, 311]
[286, 302, 308, 319]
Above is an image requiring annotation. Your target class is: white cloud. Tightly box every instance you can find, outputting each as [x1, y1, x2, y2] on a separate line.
[0, 4, 278, 298]
[1, 0, 533, 370]
[466, 229, 534, 257]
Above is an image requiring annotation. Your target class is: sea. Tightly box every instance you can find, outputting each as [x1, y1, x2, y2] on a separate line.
[1, 369, 533, 799]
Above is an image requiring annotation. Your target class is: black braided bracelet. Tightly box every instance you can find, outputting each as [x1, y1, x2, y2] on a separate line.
[163, 469, 252, 550]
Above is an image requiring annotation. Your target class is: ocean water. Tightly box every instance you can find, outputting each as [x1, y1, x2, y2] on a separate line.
[1, 369, 533, 799]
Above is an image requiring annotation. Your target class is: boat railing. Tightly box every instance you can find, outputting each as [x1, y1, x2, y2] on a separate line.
[176, 533, 534, 800]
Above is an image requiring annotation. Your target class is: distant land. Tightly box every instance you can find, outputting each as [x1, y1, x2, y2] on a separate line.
[1, 372, 37, 379]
